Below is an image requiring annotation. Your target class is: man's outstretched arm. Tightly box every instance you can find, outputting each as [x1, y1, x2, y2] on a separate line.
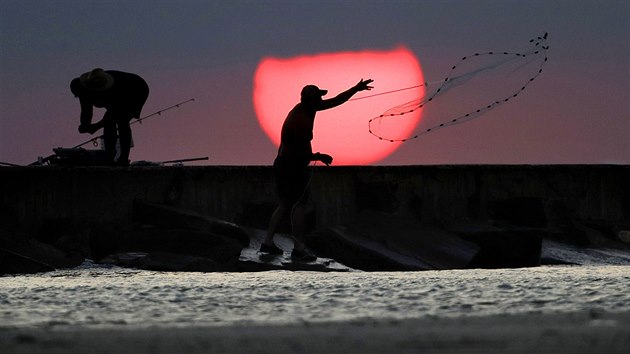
[318, 79, 374, 111]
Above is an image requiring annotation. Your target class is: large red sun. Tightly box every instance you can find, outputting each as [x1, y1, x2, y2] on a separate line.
[253, 46, 424, 165]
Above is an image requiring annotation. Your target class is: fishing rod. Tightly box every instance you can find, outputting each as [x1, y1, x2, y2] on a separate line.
[0, 161, 21, 167]
[130, 156, 209, 166]
[31, 98, 195, 165]
[161, 156, 208, 164]
[72, 98, 195, 149]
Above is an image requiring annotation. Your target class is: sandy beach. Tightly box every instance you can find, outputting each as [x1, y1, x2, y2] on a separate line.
[2, 311, 628, 354]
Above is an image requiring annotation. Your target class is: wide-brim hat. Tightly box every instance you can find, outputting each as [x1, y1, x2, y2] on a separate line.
[80, 68, 114, 91]
[301, 84, 328, 99]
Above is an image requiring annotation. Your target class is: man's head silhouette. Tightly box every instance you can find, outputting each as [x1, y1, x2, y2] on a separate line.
[300, 85, 328, 104]
[79, 68, 115, 91]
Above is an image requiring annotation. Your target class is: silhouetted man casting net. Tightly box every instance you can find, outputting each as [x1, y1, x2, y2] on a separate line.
[70, 68, 149, 165]
[263, 79, 374, 261]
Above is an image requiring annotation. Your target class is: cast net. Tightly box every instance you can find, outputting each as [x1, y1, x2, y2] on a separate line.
[366, 33, 550, 142]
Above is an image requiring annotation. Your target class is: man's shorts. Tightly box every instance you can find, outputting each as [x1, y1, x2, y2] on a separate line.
[273, 156, 310, 205]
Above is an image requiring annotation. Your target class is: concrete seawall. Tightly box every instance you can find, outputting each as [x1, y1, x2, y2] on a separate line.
[2, 165, 629, 238]
[2, 165, 629, 272]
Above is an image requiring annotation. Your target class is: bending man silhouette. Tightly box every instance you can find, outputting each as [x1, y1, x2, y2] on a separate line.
[262, 79, 374, 261]
[70, 68, 149, 165]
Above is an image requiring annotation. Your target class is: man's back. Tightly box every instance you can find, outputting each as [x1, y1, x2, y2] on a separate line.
[278, 103, 316, 164]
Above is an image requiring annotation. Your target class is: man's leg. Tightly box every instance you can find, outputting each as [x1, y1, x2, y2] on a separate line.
[102, 115, 117, 164]
[289, 201, 315, 261]
[116, 118, 132, 165]
[264, 200, 289, 246]
[290, 203, 306, 251]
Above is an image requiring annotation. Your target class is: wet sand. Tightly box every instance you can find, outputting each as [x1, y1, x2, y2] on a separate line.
[2, 311, 629, 354]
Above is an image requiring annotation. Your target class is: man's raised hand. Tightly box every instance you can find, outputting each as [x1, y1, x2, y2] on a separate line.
[356, 79, 374, 91]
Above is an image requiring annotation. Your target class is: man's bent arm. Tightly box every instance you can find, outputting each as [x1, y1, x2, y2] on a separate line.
[79, 98, 94, 126]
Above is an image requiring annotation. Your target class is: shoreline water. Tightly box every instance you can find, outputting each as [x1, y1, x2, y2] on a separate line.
[2, 264, 629, 353]
[2, 311, 629, 354]
[2, 265, 629, 328]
